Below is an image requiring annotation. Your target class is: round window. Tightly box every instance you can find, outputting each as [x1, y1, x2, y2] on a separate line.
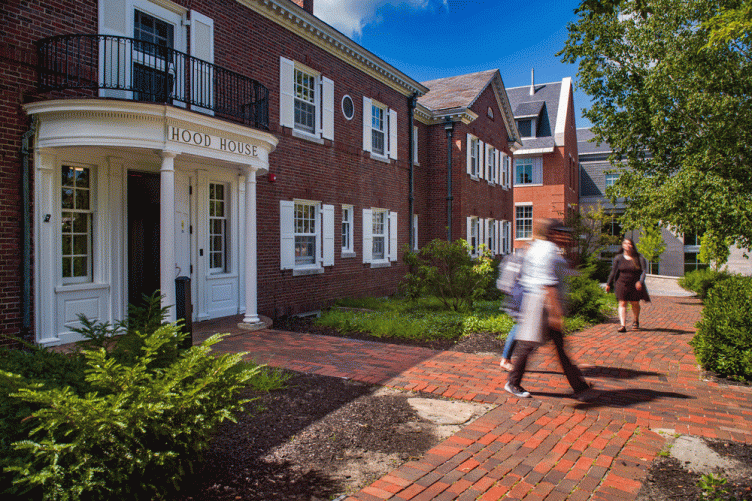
[342, 95, 355, 120]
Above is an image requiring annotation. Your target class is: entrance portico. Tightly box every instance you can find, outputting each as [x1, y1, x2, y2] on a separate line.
[25, 99, 277, 345]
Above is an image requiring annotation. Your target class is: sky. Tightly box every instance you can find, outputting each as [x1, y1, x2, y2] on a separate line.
[314, 0, 593, 128]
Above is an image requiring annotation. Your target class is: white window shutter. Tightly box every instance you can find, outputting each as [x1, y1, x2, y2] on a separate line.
[279, 57, 295, 129]
[189, 11, 214, 113]
[466, 134, 472, 175]
[507, 221, 513, 251]
[280, 200, 295, 269]
[322, 204, 334, 266]
[534, 157, 543, 184]
[479, 140, 485, 179]
[413, 214, 418, 250]
[496, 220, 501, 254]
[321, 77, 334, 140]
[362, 209, 373, 263]
[363, 97, 372, 153]
[483, 219, 489, 251]
[389, 211, 398, 261]
[500, 153, 507, 188]
[389, 108, 398, 160]
[495, 150, 500, 184]
[466, 217, 472, 246]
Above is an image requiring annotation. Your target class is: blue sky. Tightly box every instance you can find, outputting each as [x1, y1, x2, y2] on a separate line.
[314, 0, 592, 128]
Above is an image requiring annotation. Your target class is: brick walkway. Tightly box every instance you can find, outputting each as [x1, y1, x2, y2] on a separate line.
[211, 296, 752, 500]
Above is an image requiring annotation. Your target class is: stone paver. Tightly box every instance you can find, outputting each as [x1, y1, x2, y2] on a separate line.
[210, 296, 752, 500]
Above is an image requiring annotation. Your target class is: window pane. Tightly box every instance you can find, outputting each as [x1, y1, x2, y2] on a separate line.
[72, 257, 87, 277]
[72, 213, 89, 233]
[62, 235, 72, 255]
[517, 120, 532, 137]
[62, 257, 72, 278]
[75, 167, 90, 188]
[62, 188, 74, 209]
[75, 189, 90, 210]
[73, 235, 88, 255]
[62, 166, 74, 187]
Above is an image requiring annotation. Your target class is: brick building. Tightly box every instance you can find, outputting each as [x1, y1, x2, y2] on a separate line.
[505, 75, 579, 250]
[1, 0, 520, 346]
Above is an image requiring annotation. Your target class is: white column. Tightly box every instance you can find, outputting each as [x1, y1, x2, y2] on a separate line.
[242, 165, 261, 325]
[160, 151, 177, 322]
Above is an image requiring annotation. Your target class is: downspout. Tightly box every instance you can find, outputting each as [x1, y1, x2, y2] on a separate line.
[21, 116, 37, 340]
[407, 93, 417, 251]
[444, 117, 454, 240]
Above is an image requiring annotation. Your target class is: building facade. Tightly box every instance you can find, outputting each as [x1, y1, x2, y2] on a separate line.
[1, 0, 520, 346]
[505, 76, 579, 251]
[578, 127, 752, 276]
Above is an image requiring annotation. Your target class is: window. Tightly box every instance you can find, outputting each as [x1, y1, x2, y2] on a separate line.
[294, 202, 318, 266]
[362, 208, 397, 265]
[341, 205, 353, 254]
[603, 213, 623, 238]
[294, 67, 316, 134]
[363, 98, 397, 159]
[61, 165, 93, 283]
[470, 137, 480, 177]
[371, 104, 386, 156]
[684, 253, 708, 273]
[281, 201, 334, 271]
[648, 260, 660, 275]
[488, 219, 496, 254]
[372, 210, 388, 260]
[515, 205, 533, 239]
[341, 95, 354, 120]
[605, 173, 619, 188]
[133, 10, 175, 103]
[208, 183, 228, 272]
[469, 217, 480, 255]
[514, 157, 542, 185]
[487, 146, 496, 184]
[517, 119, 535, 138]
[280, 58, 334, 140]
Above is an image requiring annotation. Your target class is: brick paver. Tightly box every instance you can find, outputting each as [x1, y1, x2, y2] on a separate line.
[211, 296, 752, 500]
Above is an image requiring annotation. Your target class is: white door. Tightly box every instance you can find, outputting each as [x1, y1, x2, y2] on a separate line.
[174, 171, 194, 317]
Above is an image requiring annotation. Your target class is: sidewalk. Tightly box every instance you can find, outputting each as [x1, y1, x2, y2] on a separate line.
[212, 295, 752, 500]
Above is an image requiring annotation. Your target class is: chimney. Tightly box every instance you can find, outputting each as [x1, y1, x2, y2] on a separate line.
[530, 68, 535, 96]
[291, 0, 314, 14]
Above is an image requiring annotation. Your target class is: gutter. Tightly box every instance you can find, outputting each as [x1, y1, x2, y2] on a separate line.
[21, 116, 37, 339]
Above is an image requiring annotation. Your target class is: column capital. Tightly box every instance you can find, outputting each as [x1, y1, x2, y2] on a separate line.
[242, 165, 258, 178]
[160, 150, 178, 160]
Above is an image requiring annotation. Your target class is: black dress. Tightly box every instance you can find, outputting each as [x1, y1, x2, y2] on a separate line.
[607, 254, 651, 302]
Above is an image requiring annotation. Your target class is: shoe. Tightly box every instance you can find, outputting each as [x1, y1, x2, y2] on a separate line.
[500, 359, 514, 371]
[617, 326, 626, 333]
[504, 382, 531, 398]
[632, 321, 640, 330]
[573, 384, 597, 402]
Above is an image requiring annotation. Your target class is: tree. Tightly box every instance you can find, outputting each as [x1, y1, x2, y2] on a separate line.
[636, 223, 666, 270]
[564, 202, 622, 266]
[699, 231, 733, 271]
[560, 0, 752, 249]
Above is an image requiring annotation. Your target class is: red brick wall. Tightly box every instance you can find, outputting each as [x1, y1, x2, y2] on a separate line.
[0, 0, 98, 344]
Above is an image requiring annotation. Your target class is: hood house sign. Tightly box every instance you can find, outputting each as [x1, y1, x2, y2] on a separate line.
[169, 126, 259, 157]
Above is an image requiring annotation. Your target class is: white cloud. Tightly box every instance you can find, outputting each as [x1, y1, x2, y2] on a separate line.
[314, 0, 447, 38]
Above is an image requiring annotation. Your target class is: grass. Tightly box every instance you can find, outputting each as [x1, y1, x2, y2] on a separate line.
[315, 296, 598, 345]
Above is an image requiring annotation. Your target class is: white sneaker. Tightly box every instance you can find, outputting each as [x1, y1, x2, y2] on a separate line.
[504, 382, 531, 398]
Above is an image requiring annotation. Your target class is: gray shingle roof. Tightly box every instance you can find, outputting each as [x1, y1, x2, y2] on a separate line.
[514, 101, 545, 119]
[506, 81, 562, 151]
[577, 127, 612, 155]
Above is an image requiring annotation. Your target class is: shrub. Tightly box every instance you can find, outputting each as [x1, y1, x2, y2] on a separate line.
[566, 263, 616, 323]
[0, 293, 262, 500]
[402, 239, 494, 312]
[678, 268, 733, 300]
[690, 275, 752, 382]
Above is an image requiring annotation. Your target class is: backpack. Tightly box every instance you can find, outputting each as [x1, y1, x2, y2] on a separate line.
[497, 252, 525, 317]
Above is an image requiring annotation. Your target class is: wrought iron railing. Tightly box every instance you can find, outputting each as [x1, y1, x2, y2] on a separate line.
[36, 34, 269, 129]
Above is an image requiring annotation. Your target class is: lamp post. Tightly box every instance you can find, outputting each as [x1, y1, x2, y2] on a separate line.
[444, 117, 454, 240]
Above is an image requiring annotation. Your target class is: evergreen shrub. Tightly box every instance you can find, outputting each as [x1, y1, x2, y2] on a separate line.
[690, 275, 752, 382]
[678, 268, 732, 300]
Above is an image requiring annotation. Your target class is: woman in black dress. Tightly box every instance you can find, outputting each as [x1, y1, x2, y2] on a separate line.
[606, 238, 650, 332]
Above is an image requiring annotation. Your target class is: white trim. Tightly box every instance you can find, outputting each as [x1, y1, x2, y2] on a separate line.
[322, 204, 334, 266]
[555, 77, 571, 146]
[389, 108, 398, 160]
[322, 76, 334, 140]
[362, 97, 372, 153]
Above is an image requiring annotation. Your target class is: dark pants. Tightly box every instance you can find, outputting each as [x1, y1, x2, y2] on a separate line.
[508, 328, 588, 393]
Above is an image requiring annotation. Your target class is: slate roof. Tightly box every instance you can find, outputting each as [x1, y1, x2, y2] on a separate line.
[514, 101, 545, 119]
[577, 127, 612, 156]
[418, 69, 497, 111]
[505, 81, 563, 151]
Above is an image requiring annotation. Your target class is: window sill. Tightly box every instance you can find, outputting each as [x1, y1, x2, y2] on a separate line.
[293, 266, 324, 276]
[514, 183, 543, 187]
[369, 261, 391, 269]
[470, 175, 480, 181]
[292, 129, 324, 145]
[370, 153, 391, 164]
[341, 251, 356, 258]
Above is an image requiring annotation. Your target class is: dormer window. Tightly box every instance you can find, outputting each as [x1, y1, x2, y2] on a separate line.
[517, 118, 536, 138]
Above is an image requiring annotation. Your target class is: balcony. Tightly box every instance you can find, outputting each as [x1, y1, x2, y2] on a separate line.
[36, 34, 269, 130]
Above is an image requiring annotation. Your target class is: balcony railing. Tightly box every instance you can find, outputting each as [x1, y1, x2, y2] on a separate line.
[36, 34, 269, 129]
